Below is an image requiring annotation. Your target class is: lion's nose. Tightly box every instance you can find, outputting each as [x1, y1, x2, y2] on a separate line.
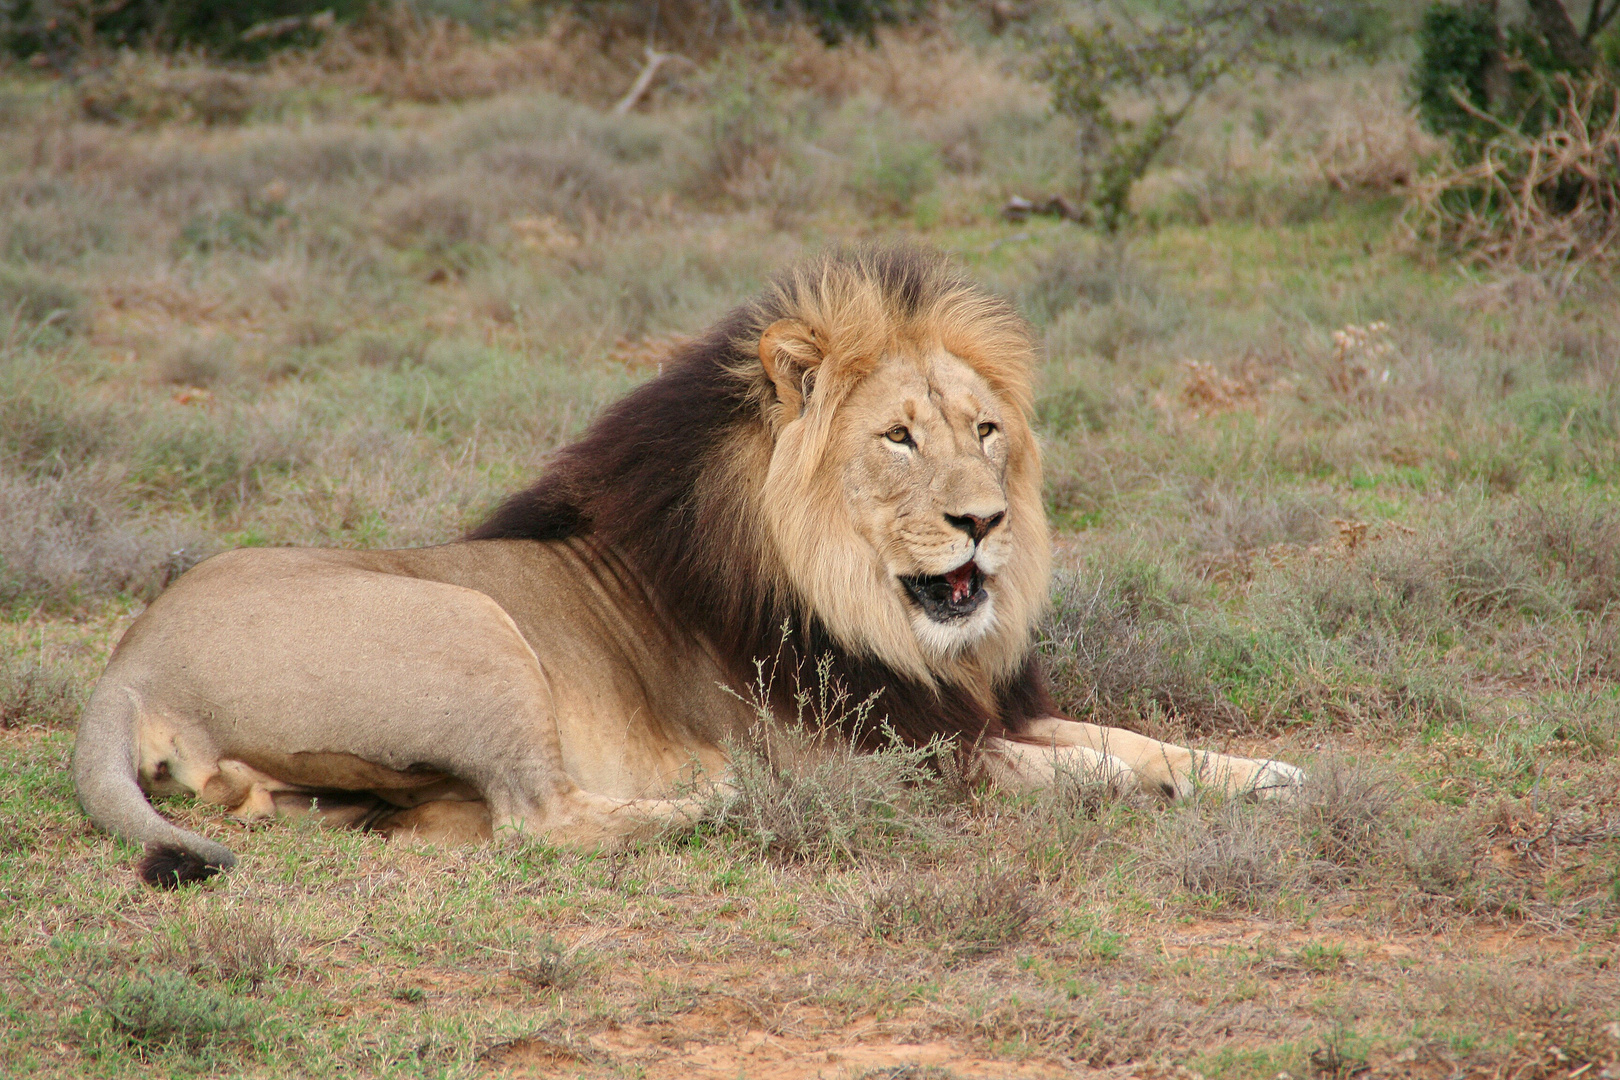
[945, 511, 1005, 543]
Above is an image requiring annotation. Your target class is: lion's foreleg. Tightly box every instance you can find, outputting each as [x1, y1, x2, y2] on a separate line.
[982, 736, 1136, 795]
[1019, 718, 1304, 800]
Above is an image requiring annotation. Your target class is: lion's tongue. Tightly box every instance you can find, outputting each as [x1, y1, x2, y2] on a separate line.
[945, 564, 976, 604]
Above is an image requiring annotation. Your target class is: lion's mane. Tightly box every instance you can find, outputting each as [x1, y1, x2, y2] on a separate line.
[469, 247, 1054, 749]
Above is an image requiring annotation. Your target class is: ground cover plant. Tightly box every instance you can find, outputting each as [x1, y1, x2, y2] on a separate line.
[2, 2, 1619, 1077]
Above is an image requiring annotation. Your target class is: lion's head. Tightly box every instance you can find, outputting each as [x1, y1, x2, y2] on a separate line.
[743, 252, 1050, 689]
[472, 247, 1054, 746]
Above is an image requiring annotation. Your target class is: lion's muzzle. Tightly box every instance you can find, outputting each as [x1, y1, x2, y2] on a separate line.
[901, 560, 987, 621]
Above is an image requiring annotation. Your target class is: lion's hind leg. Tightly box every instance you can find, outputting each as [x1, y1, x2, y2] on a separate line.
[485, 788, 705, 849]
[371, 800, 495, 845]
[199, 759, 302, 820]
[269, 790, 395, 830]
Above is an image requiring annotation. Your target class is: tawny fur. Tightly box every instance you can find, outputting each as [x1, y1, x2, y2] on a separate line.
[72, 246, 1304, 885]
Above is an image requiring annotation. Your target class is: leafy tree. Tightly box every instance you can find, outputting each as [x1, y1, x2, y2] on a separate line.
[1038, 1, 1311, 231]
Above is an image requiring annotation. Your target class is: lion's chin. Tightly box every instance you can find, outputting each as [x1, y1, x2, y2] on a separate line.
[908, 594, 997, 659]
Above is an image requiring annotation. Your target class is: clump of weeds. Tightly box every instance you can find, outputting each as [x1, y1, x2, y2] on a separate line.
[853, 867, 1044, 963]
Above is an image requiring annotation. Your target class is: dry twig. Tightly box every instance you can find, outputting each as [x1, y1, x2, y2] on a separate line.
[1408, 76, 1620, 279]
[613, 47, 683, 116]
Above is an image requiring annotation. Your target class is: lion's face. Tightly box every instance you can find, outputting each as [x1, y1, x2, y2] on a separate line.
[837, 351, 1017, 656]
[757, 326, 1049, 686]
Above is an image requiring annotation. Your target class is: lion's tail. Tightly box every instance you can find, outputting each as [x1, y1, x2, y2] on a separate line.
[72, 683, 237, 888]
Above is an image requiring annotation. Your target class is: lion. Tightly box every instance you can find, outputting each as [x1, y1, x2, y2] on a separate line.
[73, 247, 1303, 887]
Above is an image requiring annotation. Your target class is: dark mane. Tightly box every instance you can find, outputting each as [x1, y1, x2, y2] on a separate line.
[468, 250, 1051, 749]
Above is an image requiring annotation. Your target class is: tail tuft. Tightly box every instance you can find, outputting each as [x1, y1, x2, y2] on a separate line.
[138, 843, 229, 888]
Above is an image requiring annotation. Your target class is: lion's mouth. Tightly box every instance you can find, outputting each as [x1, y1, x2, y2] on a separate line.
[900, 561, 987, 621]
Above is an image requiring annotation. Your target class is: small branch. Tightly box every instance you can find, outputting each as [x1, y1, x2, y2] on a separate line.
[1584, 0, 1620, 42]
[613, 46, 678, 117]
[1447, 84, 1521, 135]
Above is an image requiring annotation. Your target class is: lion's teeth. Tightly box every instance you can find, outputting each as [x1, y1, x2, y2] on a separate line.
[945, 564, 975, 603]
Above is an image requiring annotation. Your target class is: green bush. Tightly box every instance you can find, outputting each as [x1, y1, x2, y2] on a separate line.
[1413, 0, 1618, 161]
[1282, 0, 1402, 58]
[2, 0, 365, 62]
[91, 969, 259, 1051]
[4, 0, 930, 63]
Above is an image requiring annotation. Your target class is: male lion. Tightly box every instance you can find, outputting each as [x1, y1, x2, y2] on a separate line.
[74, 248, 1302, 887]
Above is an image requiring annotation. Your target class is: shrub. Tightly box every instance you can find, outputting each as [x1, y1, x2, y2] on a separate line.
[685, 655, 959, 863]
[1414, 2, 1529, 158]
[1408, 1, 1620, 272]
[1281, 0, 1402, 58]
[1154, 797, 1293, 904]
[697, 731, 950, 863]
[512, 935, 588, 991]
[1018, 242, 1154, 327]
[1038, 564, 1237, 733]
[1294, 756, 1395, 866]
[1037, 2, 1304, 230]
[1510, 495, 1620, 614]
[79, 61, 264, 127]
[689, 64, 797, 201]
[1402, 817, 1478, 895]
[89, 969, 259, 1051]
[757, 0, 926, 46]
[1413, 0, 1618, 161]
[0, 468, 210, 613]
[1409, 75, 1620, 275]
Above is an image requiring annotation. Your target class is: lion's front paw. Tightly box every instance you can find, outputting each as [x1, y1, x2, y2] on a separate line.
[1247, 760, 1306, 800]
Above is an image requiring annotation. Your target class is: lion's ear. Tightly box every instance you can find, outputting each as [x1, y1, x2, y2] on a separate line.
[759, 318, 824, 416]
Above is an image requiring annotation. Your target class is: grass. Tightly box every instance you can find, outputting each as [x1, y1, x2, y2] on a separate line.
[853, 868, 1042, 963]
[1, 7, 1619, 1079]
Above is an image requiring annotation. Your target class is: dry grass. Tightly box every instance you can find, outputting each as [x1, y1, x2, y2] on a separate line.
[0, 653, 82, 729]
[690, 657, 963, 864]
[1293, 755, 1395, 866]
[1401, 817, 1481, 897]
[852, 868, 1043, 963]
[1313, 81, 1443, 193]
[1153, 796, 1297, 904]
[153, 906, 297, 990]
[2, 11, 1620, 1080]
[1133, 63, 1442, 226]
[0, 468, 208, 613]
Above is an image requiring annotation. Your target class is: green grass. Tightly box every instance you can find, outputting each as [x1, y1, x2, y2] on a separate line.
[1, 12, 1619, 1079]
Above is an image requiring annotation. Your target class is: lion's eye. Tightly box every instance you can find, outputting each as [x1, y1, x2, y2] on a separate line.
[884, 426, 912, 445]
[977, 422, 997, 439]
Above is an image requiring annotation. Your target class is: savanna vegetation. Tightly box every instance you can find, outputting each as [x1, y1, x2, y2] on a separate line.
[2, 0, 1619, 1077]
